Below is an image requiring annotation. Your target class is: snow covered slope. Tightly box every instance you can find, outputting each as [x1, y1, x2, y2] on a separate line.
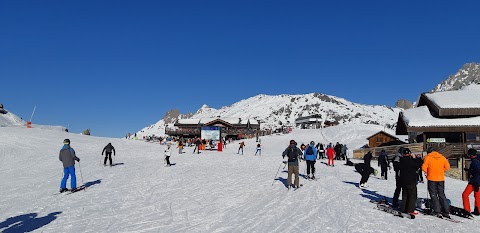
[0, 110, 25, 127]
[0, 108, 66, 131]
[1, 124, 478, 232]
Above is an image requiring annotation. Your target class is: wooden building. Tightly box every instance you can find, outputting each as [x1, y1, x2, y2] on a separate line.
[295, 114, 323, 129]
[166, 117, 261, 139]
[396, 89, 480, 179]
[366, 131, 400, 148]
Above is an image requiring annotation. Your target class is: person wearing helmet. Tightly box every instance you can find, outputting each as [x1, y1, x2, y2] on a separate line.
[102, 143, 116, 167]
[59, 139, 81, 193]
[399, 147, 423, 215]
[304, 141, 317, 179]
[282, 140, 303, 190]
[462, 148, 480, 215]
[422, 147, 450, 218]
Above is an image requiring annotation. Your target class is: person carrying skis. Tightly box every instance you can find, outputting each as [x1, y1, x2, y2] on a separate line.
[255, 143, 261, 156]
[326, 144, 336, 166]
[164, 143, 172, 166]
[282, 140, 303, 190]
[304, 141, 317, 179]
[59, 139, 81, 193]
[378, 149, 389, 180]
[102, 143, 116, 167]
[462, 148, 480, 216]
[399, 148, 423, 215]
[422, 147, 450, 218]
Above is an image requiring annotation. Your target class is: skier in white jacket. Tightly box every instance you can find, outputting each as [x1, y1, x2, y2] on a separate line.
[164, 144, 172, 166]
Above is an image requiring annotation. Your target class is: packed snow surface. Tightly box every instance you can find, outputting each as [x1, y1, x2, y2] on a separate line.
[0, 124, 478, 232]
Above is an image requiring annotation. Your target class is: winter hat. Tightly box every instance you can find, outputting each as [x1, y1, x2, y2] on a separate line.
[402, 148, 411, 155]
[310, 141, 315, 146]
[468, 148, 478, 157]
[290, 140, 297, 145]
[427, 147, 435, 153]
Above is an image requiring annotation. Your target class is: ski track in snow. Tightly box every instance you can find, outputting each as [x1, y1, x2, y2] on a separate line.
[0, 126, 479, 233]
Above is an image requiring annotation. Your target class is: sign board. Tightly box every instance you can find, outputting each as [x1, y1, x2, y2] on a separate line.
[427, 138, 446, 143]
[201, 126, 220, 141]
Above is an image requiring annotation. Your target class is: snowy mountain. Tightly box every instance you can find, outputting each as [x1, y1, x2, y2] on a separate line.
[136, 93, 402, 138]
[1, 124, 478, 232]
[432, 62, 480, 92]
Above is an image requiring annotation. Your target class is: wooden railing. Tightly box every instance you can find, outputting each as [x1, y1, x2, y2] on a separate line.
[353, 143, 424, 159]
[425, 142, 465, 159]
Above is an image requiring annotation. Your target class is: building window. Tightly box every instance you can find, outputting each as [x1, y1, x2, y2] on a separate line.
[376, 137, 383, 143]
[466, 133, 480, 143]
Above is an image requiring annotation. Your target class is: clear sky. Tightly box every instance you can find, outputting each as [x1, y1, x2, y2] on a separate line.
[1, 0, 479, 138]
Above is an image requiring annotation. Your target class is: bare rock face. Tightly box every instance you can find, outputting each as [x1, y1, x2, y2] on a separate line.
[432, 62, 480, 92]
[395, 99, 413, 109]
[162, 109, 181, 124]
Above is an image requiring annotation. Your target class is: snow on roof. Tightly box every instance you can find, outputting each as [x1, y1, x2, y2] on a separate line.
[426, 89, 480, 109]
[177, 119, 200, 124]
[403, 106, 480, 127]
[199, 118, 217, 124]
[239, 119, 259, 125]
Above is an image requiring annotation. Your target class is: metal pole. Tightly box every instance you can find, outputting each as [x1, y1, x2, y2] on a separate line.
[78, 162, 86, 191]
[272, 161, 286, 186]
[29, 106, 36, 122]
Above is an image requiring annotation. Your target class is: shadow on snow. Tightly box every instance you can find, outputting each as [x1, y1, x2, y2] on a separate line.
[0, 211, 61, 233]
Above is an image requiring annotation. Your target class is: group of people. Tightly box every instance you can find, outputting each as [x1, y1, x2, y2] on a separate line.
[280, 138, 480, 218]
[363, 146, 480, 218]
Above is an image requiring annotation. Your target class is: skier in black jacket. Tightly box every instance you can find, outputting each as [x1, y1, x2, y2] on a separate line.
[378, 149, 389, 180]
[102, 143, 116, 166]
[392, 147, 403, 208]
[356, 151, 376, 188]
[399, 148, 423, 215]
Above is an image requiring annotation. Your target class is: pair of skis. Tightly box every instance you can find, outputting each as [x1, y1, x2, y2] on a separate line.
[371, 199, 464, 222]
[54, 185, 86, 195]
[370, 199, 415, 219]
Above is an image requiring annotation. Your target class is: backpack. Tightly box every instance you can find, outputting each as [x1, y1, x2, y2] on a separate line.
[287, 147, 298, 161]
[306, 146, 314, 155]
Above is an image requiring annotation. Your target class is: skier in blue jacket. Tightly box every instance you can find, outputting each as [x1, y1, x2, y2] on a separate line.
[59, 139, 80, 193]
[304, 141, 317, 179]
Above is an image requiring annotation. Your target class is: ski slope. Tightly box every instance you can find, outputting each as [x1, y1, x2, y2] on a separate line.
[0, 125, 478, 232]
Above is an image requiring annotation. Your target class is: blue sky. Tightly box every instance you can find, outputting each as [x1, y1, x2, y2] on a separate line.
[1, 1, 479, 138]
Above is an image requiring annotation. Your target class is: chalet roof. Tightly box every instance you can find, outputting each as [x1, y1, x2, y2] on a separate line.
[424, 90, 480, 109]
[366, 131, 399, 140]
[418, 90, 480, 116]
[204, 118, 234, 127]
[398, 106, 480, 133]
[176, 117, 259, 126]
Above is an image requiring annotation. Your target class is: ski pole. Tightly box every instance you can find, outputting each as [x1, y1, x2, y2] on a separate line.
[272, 161, 286, 186]
[78, 162, 86, 191]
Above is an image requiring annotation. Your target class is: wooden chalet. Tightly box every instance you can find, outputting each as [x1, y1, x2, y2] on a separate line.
[366, 131, 400, 148]
[396, 89, 480, 179]
[165, 117, 261, 139]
